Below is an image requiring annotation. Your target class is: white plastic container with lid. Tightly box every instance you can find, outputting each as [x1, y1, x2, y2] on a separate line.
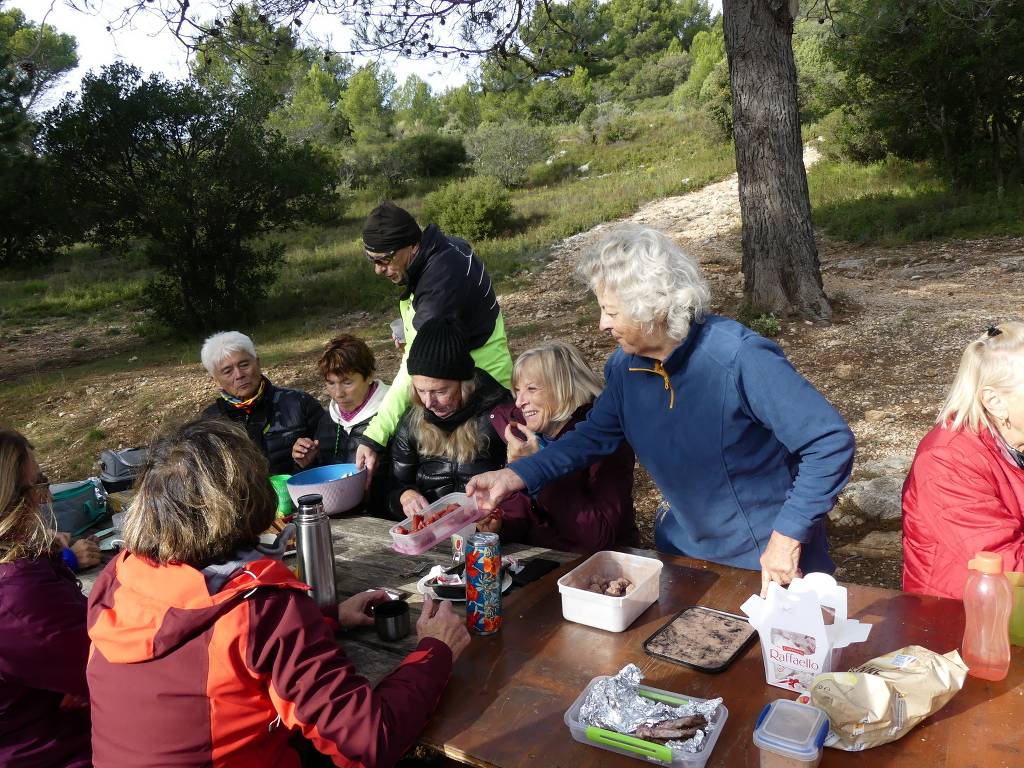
[388, 492, 485, 555]
[752, 699, 829, 768]
[557, 551, 663, 632]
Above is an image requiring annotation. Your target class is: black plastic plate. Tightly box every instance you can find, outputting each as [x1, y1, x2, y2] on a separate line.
[642, 605, 757, 674]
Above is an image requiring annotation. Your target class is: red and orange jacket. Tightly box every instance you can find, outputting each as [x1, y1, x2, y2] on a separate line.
[87, 551, 452, 768]
[903, 424, 1024, 599]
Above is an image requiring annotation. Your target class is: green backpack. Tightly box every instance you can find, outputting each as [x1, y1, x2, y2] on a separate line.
[48, 479, 108, 535]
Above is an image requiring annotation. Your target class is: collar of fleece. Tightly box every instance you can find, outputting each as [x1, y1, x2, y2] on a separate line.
[88, 551, 308, 664]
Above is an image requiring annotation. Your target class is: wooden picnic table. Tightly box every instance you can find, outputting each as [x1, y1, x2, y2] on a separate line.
[78, 516, 1024, 767]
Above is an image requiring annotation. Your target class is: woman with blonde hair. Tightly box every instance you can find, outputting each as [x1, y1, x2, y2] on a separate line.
[469, 225, 854, 597]
[87, 418, 468, 767]
[389, 318, 511, 519]
[482, 341, 638, 553]
[0, 429, 91, 768]
[903, 323, 1024, 599]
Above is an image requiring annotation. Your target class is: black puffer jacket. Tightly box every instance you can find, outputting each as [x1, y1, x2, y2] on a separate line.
[202, 378, 328, 476]
[389, 371, 511, 516]
[404, 224, 499, 349]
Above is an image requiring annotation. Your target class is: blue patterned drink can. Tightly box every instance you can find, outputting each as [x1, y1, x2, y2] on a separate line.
[465, 532, 502, 635]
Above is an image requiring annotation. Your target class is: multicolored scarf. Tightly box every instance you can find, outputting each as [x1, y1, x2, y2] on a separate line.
[219, 377, 267, 415]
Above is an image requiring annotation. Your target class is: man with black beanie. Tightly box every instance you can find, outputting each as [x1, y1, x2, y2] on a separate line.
[355, 201, 513, 478]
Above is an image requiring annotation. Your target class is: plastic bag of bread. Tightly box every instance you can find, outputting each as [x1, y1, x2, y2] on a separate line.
[807, 645, 967, 751]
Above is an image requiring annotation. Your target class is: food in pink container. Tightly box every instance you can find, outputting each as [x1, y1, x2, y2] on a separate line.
[389, 492, 485, 555]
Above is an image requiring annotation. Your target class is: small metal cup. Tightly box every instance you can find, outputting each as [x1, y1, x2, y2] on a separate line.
[373, 599, 411, 642]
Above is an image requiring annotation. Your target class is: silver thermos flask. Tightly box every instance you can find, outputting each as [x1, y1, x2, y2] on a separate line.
[295, 493, 337, 612]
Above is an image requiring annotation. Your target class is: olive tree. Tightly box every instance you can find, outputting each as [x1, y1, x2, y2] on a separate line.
[40, 63, 339, 332]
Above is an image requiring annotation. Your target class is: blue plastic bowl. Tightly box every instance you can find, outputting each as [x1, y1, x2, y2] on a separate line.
[286, 463, 366, 515]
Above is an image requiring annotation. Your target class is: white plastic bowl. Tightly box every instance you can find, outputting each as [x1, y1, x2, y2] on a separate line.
[557, 551, 663, 632]
[286, 463, 366, 515]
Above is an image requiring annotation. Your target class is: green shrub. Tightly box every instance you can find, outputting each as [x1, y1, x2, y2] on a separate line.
[391, 133, 467, 178]
[422, 176, 513, 240]
[524, 70, 594, 124]
[699, 59, 733, 140]
[745, 313, 781, 338]
[527, 158, 578, 187]
[464, 122, 553, 187]
[816, 107, 887, 164]
[589, 103, 639, 144]
[623, 53, 693, 101]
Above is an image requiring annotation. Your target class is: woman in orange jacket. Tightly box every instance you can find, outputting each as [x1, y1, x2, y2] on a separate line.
[87, 419, 468, 768]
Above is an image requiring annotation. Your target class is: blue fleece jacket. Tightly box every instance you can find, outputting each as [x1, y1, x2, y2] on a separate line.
[511, 315, 855, 571]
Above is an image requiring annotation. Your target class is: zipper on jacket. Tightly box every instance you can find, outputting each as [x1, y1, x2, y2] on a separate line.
[628, 361, 675, 409]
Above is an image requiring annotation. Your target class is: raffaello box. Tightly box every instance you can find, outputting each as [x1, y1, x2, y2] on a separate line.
[740, 573, 872, 693]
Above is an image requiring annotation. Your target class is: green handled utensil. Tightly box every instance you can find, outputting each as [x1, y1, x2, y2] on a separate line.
[585, 726, 673, 763]
[638, 689, 691, 707]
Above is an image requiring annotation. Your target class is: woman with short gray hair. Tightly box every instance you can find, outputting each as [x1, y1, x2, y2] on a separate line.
[469, 225, 855, 596]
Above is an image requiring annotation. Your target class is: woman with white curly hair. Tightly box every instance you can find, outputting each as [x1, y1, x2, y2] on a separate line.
[469, 225, 854, 596]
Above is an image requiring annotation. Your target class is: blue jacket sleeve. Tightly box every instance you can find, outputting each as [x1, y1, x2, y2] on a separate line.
[511, 356, 628, 494]
[734, 336, 855, 543]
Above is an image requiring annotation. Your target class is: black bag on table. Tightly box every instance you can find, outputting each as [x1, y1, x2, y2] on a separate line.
[99, 447, 148, 492]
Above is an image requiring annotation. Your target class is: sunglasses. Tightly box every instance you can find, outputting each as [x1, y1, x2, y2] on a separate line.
[365, 248, 397, 266]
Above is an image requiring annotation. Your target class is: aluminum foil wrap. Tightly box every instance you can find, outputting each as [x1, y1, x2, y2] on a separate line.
[578, 664, 722, 754]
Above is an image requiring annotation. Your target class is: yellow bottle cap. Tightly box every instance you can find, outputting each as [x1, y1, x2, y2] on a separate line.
[968, 551, 1004, 575]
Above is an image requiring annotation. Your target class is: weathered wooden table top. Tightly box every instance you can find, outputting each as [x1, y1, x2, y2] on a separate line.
[417, 545, 1024, 768]
[78, 518, 1024, 768]
[76, 514, 579, 683]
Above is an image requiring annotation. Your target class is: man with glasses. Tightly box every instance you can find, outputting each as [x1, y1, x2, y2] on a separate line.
[354, 201, 513, 478]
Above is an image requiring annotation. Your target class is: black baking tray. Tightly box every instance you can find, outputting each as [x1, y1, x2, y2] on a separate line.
[642, 605, 757, 674]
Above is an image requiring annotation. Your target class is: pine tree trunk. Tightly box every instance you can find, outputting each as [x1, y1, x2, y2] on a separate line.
[722, 0, 831, 321]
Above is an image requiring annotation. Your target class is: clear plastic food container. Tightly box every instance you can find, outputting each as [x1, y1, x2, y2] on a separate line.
[557, 551, 663, 632]
[752, 699, 829, 768]
[388, 492, 485, 555]
[564, 676, 728, 767]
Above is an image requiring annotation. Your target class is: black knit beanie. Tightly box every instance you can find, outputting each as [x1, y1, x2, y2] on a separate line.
[362, 201, 422, 253]
[407, 319, 475, 381]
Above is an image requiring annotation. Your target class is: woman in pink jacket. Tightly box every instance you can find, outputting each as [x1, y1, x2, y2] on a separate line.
[903, 323, 1024, 599]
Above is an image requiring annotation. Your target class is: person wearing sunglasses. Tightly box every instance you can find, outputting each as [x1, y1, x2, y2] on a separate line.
[354, 201, 514, 482]
[0, 429, 92, 768]
[903, 323, 1024, 599]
